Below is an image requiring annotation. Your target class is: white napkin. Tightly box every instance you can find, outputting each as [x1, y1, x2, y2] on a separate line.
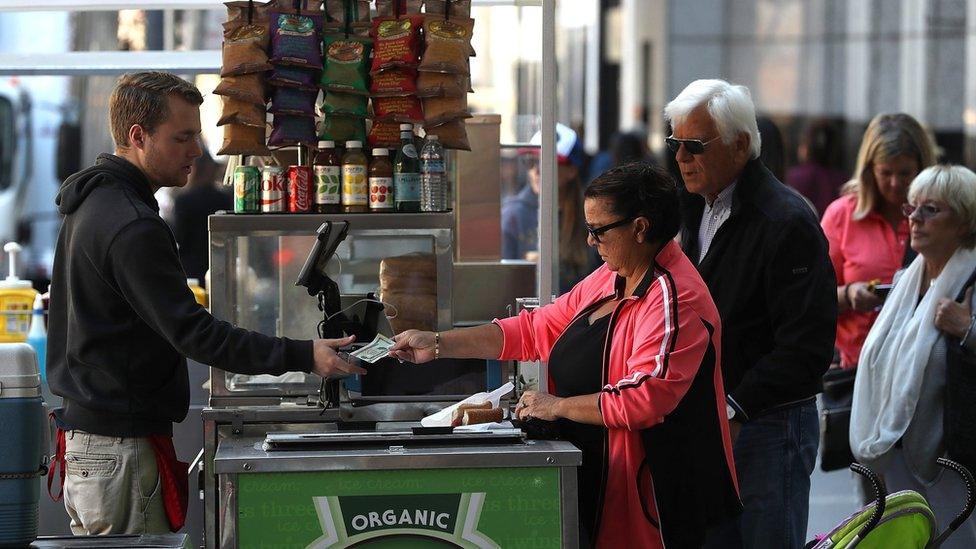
[420, 382, 514, 427]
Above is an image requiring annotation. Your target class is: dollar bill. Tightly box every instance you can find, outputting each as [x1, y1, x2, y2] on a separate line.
[350, 334, 395, 364]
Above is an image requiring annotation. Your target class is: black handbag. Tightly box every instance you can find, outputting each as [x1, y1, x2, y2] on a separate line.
[944, 267, 976, 473]
[819, 367, 856, 471]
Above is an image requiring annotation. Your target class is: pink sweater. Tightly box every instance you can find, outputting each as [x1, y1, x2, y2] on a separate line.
[495, 240, 739, 548]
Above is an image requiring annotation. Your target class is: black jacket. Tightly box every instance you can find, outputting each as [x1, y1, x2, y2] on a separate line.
[48, 154, 313, 437]
[172, 185, 232, 284]
[679, 159, 836, 420]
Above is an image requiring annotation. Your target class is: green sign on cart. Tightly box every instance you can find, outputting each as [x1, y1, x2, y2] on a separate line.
[236, 467, 563, 548]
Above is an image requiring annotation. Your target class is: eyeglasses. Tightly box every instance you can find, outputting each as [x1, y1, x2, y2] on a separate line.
[586, 216, 636, 243]
[666, 135, 721, 155]
[902, 202, 943, 221]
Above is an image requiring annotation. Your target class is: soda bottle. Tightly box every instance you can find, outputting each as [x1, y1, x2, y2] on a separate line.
[342, 141, 369, 213]
[420, 135, 448, 212]
[314, 141, 342, 213]
[369, 149, 394, 212]
[394, 124, 421, 212]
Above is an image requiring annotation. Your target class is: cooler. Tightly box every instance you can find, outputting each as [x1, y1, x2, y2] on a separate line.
[0, 343, 46, 548]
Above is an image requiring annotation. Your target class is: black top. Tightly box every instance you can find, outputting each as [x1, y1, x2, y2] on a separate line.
[172, 185, 232, 284]
[678, 158, 836, 419]
[548, 311, 611, 544]
[48, 154, 313, 437]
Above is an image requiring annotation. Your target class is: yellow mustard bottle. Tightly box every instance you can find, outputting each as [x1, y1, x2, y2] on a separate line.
[187, 278, 208, 308]
[0, 242, 38, 343]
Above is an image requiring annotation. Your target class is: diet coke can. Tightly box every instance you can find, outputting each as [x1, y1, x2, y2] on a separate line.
[287, 165, 313, 213]
[260, 165, 285, 213]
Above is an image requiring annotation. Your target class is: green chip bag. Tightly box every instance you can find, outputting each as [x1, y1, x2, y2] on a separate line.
[321, 35, 372, 95]
[322, 91, 369, 117]
[319, 114, 367, 142]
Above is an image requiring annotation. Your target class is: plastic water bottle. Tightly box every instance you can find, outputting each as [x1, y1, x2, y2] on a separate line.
[25, 295, 46, 384]
[420, 135, 449, 212]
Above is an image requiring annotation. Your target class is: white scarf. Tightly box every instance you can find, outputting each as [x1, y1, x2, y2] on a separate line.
[850, 246, 976, 464]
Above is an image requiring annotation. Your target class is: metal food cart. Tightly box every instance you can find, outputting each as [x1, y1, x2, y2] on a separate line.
[202, 212, 579, 548]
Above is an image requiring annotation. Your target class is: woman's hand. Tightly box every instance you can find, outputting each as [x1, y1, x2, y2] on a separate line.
[515, 390, 564, 421]
[389, 330, 437, 363]
[935, 288, 973, 339]
[848, 282, 883, 312]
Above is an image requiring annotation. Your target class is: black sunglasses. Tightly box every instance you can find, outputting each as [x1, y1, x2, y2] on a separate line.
[586, 216, 637, 242]
[665, 135, 721, 155]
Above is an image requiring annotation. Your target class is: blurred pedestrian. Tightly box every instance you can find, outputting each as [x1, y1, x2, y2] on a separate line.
[787, 119, 850, 216]
[588, 131, 651, 183]
[172, 149, 231, 286]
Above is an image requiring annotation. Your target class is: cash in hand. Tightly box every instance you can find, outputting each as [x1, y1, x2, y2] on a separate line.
[350, 334, 396, 364]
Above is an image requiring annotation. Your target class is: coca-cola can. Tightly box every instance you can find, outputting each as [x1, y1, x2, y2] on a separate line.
[287, 165, 313, 213]
[260, 166, 286, 213]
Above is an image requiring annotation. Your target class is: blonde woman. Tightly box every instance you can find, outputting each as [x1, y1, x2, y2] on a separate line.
[821, 113, 938, 368]
[851, 165, 976, 547]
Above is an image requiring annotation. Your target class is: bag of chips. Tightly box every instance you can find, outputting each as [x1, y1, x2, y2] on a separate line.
[319, 114, 367, 143]
[423, 14, 476, 57]
[223, 20, 270, 51]
[325, 0, 371, 24]
[422, 94, 469, 127]
[269, 86, 318, 116]
[268, 114, 318, 147]
[322, 92, 369, 117]
[224, 0, 273, 28]
[375, 0, 422, 16]
[373, 95, 424, 123]
[424, 0, 472, 18]
[322, 20, 372, 39]
[369, 16, 423, 73]
[370, 68, 418, 96]
[270, 11, 324, 69]
[214, 73, 267, 106]
[418, 18, 474, 75]
[416, 71, 467, 97]
[218, 123, 270, 156]
[217, 97, 267, 127]
[321, 35, 372, 95]
[424, 119, 470, 151]
[268, 64, 319, 88]
[367, 119, 403, 148]
[221, 29, 273, 77]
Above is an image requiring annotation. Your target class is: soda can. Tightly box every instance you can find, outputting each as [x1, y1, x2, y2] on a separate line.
[287, 165, 313, 213]
[233, 166, 260, 213]
[260, 165, 286, 213]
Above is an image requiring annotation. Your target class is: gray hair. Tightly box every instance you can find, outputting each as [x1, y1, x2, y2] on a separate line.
[908, 164, 976, 248]
[664, 79, 762, 159]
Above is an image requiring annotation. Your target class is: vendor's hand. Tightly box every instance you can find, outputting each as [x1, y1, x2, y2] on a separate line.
[935, 288, 973, 339]
[515, 390, 563, 422]
[849, 282, 883, 312]
[312, 336, 366, 378]
[390, 330, 437, 364]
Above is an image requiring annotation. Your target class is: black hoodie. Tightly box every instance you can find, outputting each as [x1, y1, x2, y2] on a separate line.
[48, 154, 313, 436]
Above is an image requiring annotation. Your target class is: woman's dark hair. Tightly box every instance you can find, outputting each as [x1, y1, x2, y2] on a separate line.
[584, 161, 680, 243]
[609, 131, 649, 167]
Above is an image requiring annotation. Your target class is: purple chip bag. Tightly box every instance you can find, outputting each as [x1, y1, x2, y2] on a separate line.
[269, 64, 319, 88]
[269, 86, 318, 116]
[270, 11, 324, 69]
[268, 114, 317, 147]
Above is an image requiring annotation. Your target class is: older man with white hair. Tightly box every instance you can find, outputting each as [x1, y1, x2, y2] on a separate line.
[666, 79, 837, 548]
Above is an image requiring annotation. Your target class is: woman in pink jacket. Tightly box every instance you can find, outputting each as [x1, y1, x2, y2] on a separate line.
[392, 162, 741, 548]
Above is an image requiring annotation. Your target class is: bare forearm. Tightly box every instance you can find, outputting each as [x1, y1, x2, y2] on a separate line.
[441, 323, 504, 359]
[554, 393, 604, 426]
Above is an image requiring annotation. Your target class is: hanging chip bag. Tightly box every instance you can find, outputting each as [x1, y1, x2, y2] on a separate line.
[416, 71, 467, 98]
[422, 94, 470, 127]
[367, 120, 403, 149]
[322, 92, 369, 117]
[424, 119, 470, 151]
[418, 18, 474, 75]
[373, 95, 424, 123]
[269, 86, 318, 116]
[370, 68, 418, 96]
[217, 97, 267, 128]
[370, 16, 423, 72]
[214, 73, 266, 106]
[268, 114, 318, 147]
[319, 114, 367, 143]
[374, 0, 422, 16]
[268, 64, 319, 89]
[325, 0, 370, 24]
[321, 35, 372, 95]
[221, 26, 273, 77]
[270, 11, 323, 69]
[218, 123, 270, 156]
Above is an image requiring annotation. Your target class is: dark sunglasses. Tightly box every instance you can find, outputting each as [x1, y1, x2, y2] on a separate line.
[665, 135, 721, 155]
[586, 216, 637, 243]
[902, 202, 943, 221]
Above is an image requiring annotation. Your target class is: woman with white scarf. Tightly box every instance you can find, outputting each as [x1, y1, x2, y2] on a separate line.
[851, 164, 976, 546]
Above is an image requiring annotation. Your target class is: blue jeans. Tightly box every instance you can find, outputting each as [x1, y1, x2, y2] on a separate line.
[704, 400, 819, 549]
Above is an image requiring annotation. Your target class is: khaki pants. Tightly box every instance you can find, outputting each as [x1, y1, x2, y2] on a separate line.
[63, 430, 169, 535]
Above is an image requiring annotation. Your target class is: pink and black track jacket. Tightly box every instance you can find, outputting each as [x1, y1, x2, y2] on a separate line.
[495, 240, 741, 547]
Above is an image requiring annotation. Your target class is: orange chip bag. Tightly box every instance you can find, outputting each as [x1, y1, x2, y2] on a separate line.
[217, 97, 267, 127]
[375, 0, 422, 16]
[416, 71, 467, 98]
[418, 18, 474, 75]
[221, 27, 273, 77]
[424, 0, 472, 18]
[214, 74, 267, 106]
[325, 0, 370, 23]
[424, 119, 470, 151]
[218, 123, 270, 156]
[422, 95, 470, 127]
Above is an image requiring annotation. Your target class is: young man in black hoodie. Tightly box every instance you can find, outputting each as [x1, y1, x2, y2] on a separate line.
[47, 72, 365, 535]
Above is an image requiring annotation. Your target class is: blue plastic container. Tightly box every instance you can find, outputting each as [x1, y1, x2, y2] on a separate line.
[0, 343, 44, 548]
